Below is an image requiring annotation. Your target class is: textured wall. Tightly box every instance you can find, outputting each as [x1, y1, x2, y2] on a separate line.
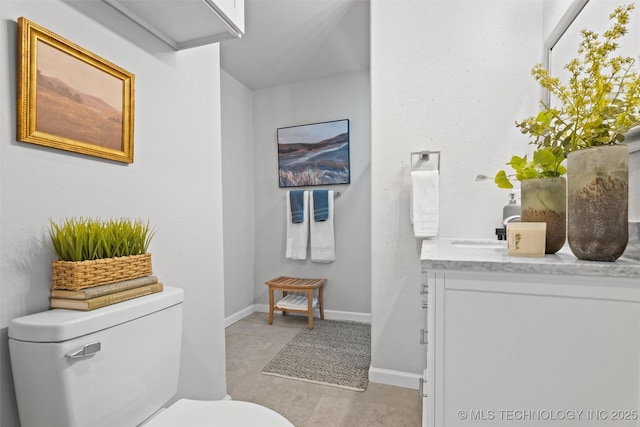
[221, 70, 256, 318]
[1, 2, 227, 425]
[370, 0, 544, 383]
[252, 71, 371, 316]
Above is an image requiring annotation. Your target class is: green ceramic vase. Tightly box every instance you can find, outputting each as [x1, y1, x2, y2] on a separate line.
[521, 177, 566, 254]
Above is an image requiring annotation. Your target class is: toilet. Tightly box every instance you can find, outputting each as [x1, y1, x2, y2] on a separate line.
[8, 286, 294, 427]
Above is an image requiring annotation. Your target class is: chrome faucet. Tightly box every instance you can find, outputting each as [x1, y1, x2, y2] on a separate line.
[503, 215, 521, 227]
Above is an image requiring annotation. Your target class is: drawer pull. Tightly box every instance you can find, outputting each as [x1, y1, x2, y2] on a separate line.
[418, 378, 428, 398]
[420, 282, 429, 295]
[420, 329, 428, 345]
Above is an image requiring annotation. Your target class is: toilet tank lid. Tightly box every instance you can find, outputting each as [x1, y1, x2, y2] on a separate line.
[8, 286, 184, 343]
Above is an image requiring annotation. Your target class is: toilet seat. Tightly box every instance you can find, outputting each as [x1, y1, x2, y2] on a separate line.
[142, 399, 294, 427]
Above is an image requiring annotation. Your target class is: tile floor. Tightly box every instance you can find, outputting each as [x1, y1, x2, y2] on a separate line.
[225, 312, 422, 427]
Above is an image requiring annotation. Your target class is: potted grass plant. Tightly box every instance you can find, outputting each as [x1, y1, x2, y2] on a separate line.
[495, 147, 567, 254]
[515, 4, 639, 261]
[48, 217, 155, 290]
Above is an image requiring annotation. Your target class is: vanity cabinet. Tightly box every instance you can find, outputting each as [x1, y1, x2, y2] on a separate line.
[420, 240, 640, 427]
[104, 0, 245, 50]
[420, 272, 436, 426]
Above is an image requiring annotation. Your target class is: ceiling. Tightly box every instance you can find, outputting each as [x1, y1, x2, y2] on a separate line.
[220, 0, 370, 90]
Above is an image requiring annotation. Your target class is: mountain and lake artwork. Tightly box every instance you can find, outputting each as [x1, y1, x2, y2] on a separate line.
[277, 119, 350, 187]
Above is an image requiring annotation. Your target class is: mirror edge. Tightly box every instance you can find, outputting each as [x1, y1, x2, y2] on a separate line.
[543, 0, 589, 105]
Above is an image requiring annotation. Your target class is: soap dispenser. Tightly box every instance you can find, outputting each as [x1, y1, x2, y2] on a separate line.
[503, 190, 521, 221]
[496, 190, 520, 240]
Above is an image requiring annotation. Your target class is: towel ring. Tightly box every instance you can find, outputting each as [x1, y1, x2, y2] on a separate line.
[410, 150, 441, 173]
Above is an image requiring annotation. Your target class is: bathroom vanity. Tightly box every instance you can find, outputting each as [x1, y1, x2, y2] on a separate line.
[420, 238, 640, 427]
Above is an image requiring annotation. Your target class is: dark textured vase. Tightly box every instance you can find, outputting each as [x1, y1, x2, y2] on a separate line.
[521, 177, 566, 254]
[567, 145, 629, 261]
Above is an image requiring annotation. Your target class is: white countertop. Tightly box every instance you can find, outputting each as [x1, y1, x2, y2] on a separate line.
[421, 238, 640, 278]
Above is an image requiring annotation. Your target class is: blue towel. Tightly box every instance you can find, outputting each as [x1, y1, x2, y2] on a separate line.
[313, 190, 329, 222]
[289, 190, 305, 224]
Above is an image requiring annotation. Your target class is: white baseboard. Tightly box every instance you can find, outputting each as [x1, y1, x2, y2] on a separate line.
[224, 305, 256, 327]
[368, 366, 421, 390]
[325, 309, 371, 323]
[253, 304, 269, 313]
[225, 304, 372, 327]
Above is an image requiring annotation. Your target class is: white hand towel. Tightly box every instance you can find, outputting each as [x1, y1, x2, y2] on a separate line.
[411, 170, 439, 238]
[285, 190, 309, 260]
[310, 190, 335, 262]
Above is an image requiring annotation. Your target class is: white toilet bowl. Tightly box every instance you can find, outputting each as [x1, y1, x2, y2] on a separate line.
[143, 399, 294, 427]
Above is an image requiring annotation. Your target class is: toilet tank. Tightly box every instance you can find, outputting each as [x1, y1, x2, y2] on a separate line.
[8, 286, 184, 427]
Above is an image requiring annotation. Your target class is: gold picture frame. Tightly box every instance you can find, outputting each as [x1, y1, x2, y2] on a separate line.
[17, 17, 135, 164]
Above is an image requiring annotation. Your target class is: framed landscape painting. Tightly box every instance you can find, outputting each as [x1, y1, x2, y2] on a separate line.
[17, 17, 135, 163]
[277, 119, 350, 187]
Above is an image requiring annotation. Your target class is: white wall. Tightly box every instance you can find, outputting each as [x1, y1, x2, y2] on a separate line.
[370, 0, 544, 384]
[0, 2, 227, 425]
[221, 70, 256, 318]
[252, 71, 371, 316]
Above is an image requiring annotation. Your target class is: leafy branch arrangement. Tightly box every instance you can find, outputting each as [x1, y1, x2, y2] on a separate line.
[48, 217, 156, 261]
[517, 3, 640, 152]
[495, 147, 566, 189]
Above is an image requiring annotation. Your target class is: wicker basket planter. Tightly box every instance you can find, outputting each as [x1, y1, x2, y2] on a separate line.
[52, 253, 153, 290]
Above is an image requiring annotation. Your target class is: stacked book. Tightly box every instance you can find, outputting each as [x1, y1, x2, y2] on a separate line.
[50, 275, 163, 311]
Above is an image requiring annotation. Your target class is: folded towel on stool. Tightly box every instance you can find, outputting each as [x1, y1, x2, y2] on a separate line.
[276, 294, 318, 310]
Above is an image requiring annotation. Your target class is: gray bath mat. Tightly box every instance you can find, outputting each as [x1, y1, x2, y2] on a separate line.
[261, 319, 371, 391]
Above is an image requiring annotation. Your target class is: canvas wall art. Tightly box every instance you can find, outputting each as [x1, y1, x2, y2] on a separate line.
[17, 17, 135, 163]
[277, 119, 350, 187]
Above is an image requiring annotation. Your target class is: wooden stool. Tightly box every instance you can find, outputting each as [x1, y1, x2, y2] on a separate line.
[265, 276, 326, 329]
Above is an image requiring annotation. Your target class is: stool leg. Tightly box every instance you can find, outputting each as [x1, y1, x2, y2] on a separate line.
[281, 291, 287, 317]
[268, 287, 274, 325]
[307, 289, 313, 329]
[319, 285, 324, 320]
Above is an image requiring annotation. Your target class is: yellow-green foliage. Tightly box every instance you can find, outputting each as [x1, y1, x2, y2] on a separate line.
[48, 217, 156, 261]
[517, 4, 640, 152]
[495, 147, 566, 189]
